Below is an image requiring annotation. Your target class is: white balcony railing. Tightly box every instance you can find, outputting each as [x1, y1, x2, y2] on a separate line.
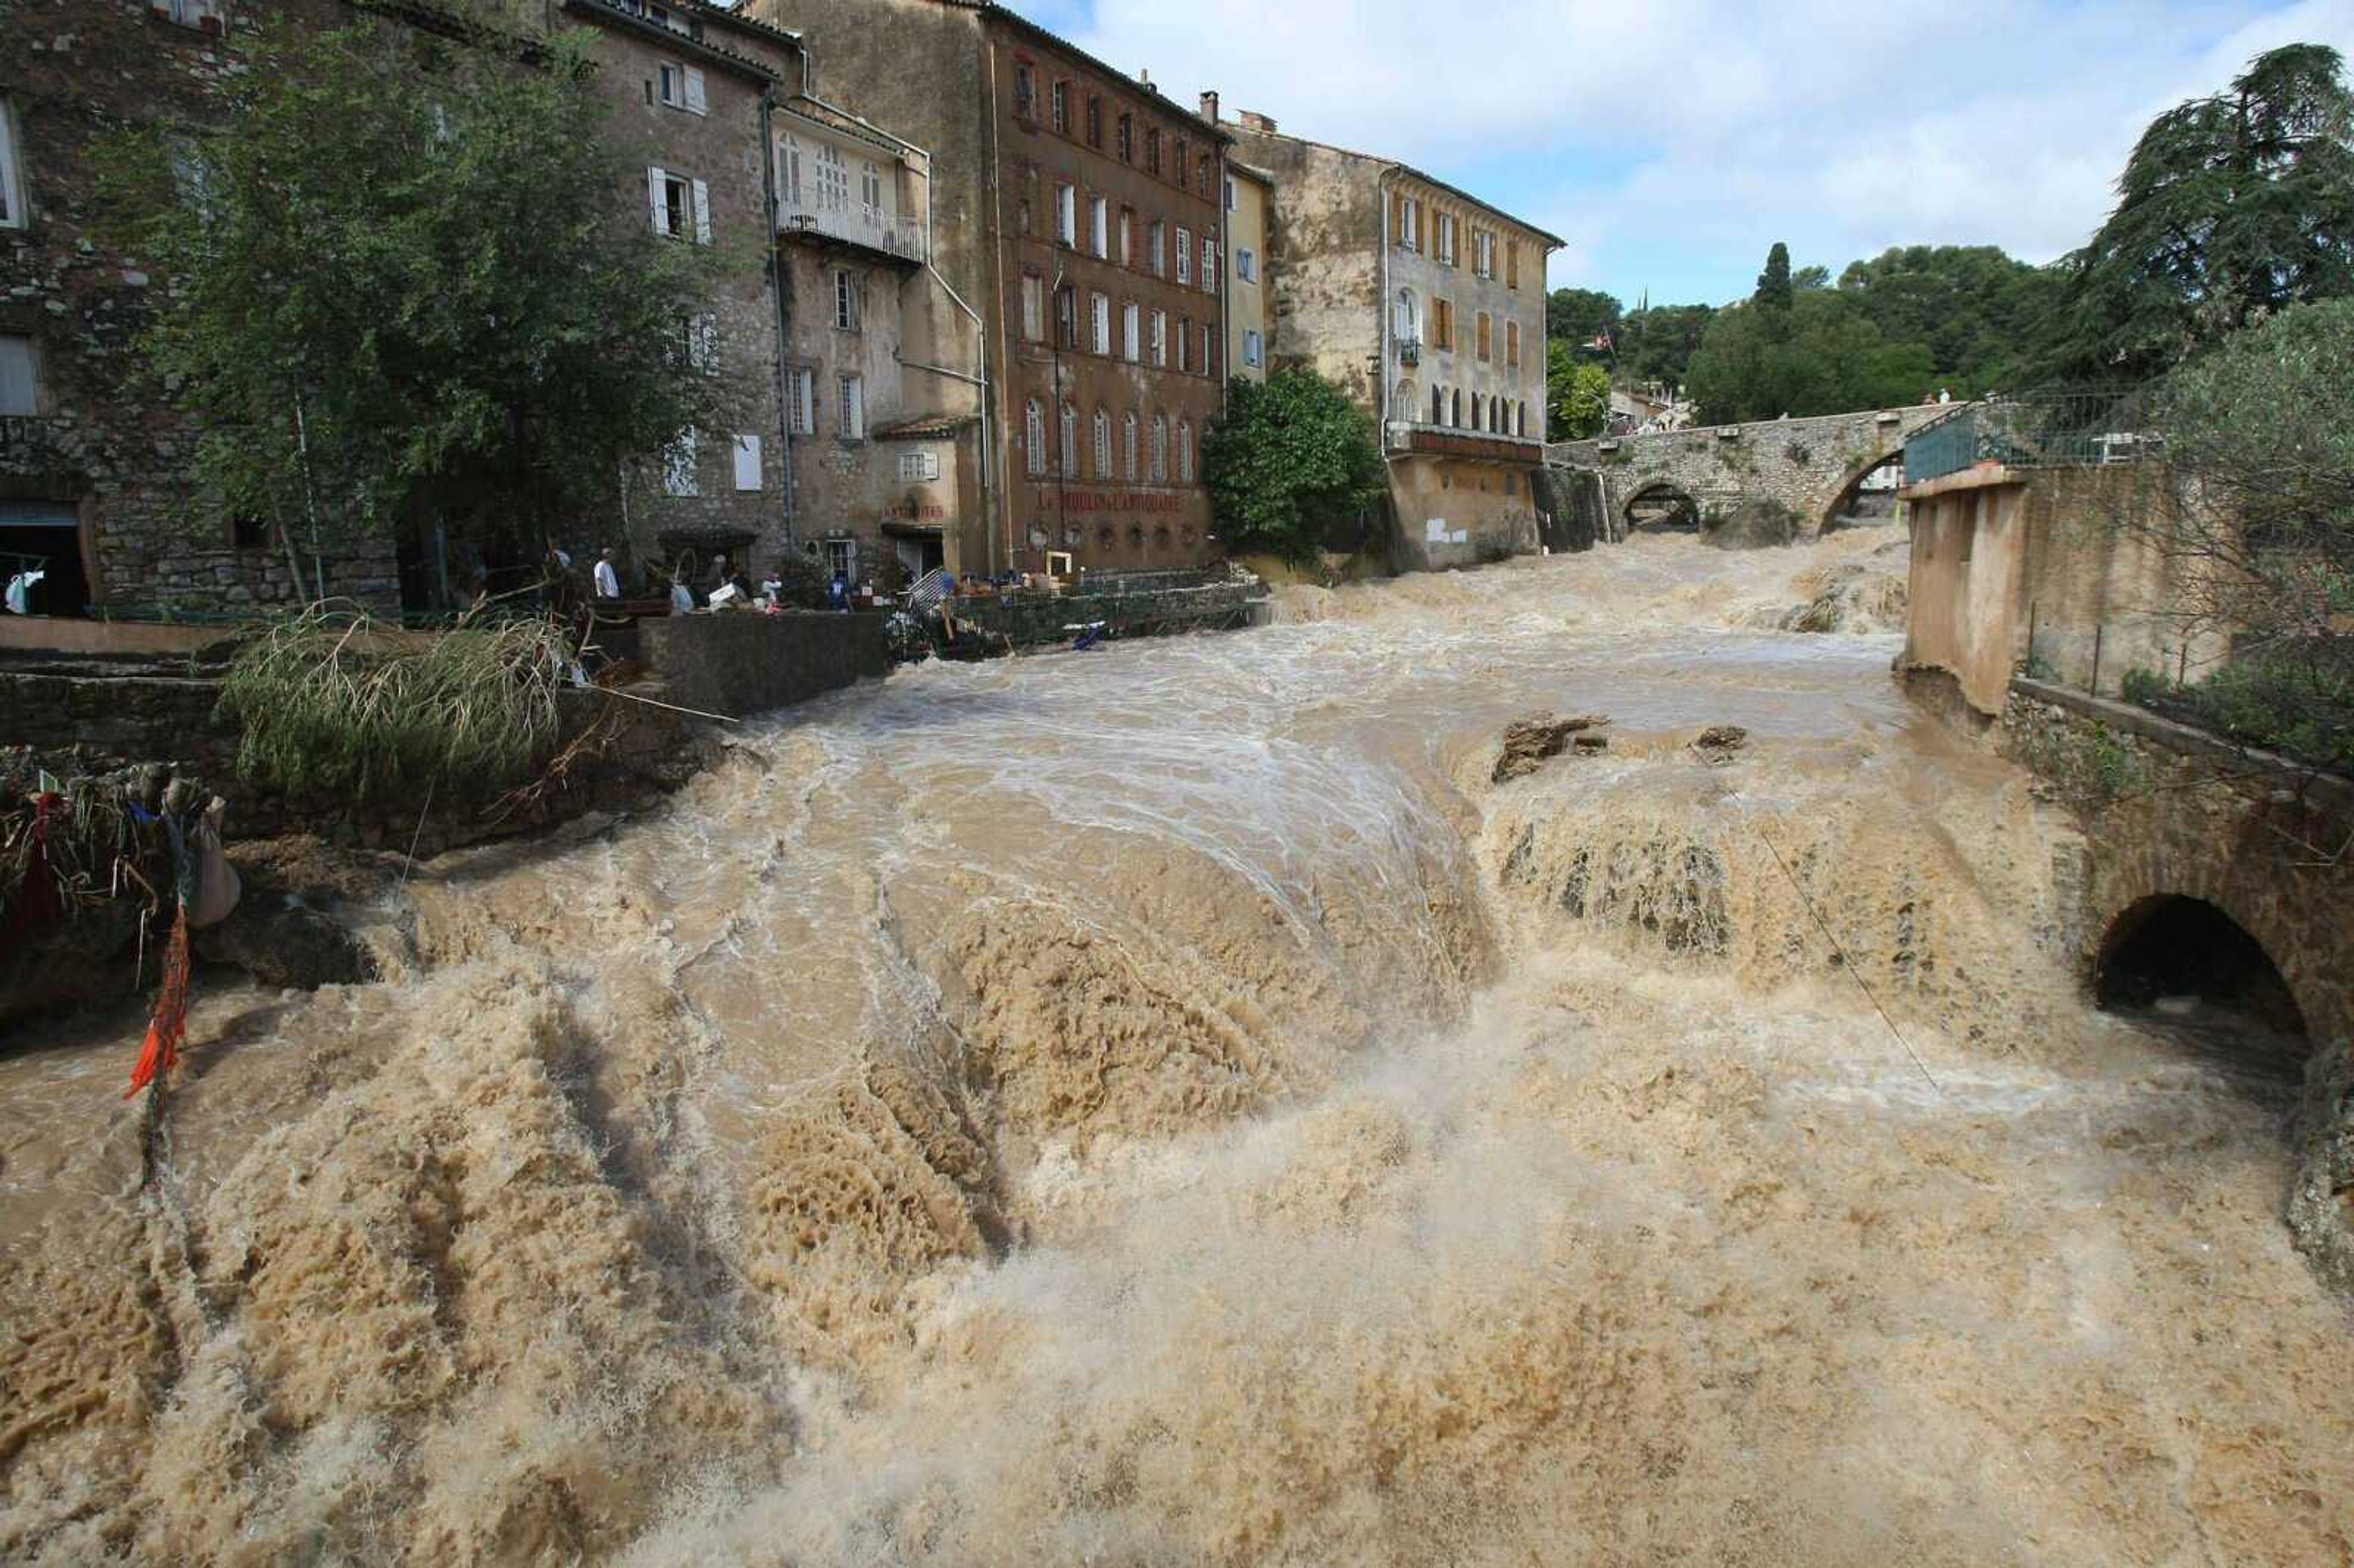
[777, 200, 925, 264]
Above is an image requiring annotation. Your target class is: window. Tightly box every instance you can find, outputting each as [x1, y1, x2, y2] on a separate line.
[1474, 229, 1493, 280]
[1395, 288, 1419, 343]
[1177, 315, 1191, 373]
[0, 336, 38, 415]
[1151, 414, 1168, 482]
[733, 435, 763, 492]
[1236, 247, 1255, 284]
[1430, 384, 1445, 425]
[663, 430, 699, 495]
[1200, 323, 1214, 377]
[1119, 207, 1134, 266]
[1244, 329, 1263, 368]
[1085, 95, 1103, 149]
[647, 167, 710, 242]
[834, 269, 861, 330]
[1178, 421, 1194, 482]
[861, 161, 884, 226]
[1225, 176, 1236, 212]
[1197, 154, 1211, 197]
[1025, 398, 1046, 475]
[1054, 284, 1077, 348]
[1175, 226, 1192, 284]
[1093, 407, 1111, 477]
[1476, 311, 1491, 362]
[150, 0, 224, 29]
[686, 311, 718, 375]
[1021, 273, 1045, 341]
[657, 63, 708, 115]
[1015, 63, 1036, 121]
[789, 367, 816, 435]
[1506, 320, 1520, 368]
[1518, 401, 1529, 438]
[1506, 240, 1520, 290]
[779, 132, 802, 207]
[823, 536, 857, 584]
[815, 143, 848, 213]
[898, 449, 941, 483]
[1090, 195, 1108, 258]
[1394, 194, 1419, 251]
[1056, 183, 1076, 246]
[1471, 392, 1483, 430]
[1116, 113, 1133, 163]
[1149, 220, 1166, 278]
[1059, 402, 1078, 478]
[1122, 412, 1138, 479]
[1200, 238, 1217, 294]
[838, 374, 866, 440]
[1451, 388, 1462, 427]
[1122, 300, 1140, 361]
[1051, 80, 1069, 134]
[1150, 309, 1167, 367]
[1090, 291, 1110, 356]
[1437, 213, 1457, 265]
[1146, 128, 1162, 175]
[1173, 139, 1188, 186]
[1433, 298, 1453, 351]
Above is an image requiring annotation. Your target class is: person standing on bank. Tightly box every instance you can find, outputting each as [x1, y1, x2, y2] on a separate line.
[593, 547, 621, 601]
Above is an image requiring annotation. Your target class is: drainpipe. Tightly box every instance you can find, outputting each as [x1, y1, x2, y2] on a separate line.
[759, 85, 796, 543]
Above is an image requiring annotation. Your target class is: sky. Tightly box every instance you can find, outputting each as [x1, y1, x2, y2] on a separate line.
[999, 0, 2354, 308]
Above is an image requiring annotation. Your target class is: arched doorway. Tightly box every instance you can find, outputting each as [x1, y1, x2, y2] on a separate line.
[1623, 482, 1701, 534]
[1822, 452, 1904, 531]
[2097, 894, 2309, 1083]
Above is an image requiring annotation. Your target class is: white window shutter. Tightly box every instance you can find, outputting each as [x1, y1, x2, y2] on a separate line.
[648, 166, 669, 235]
[733, 435, 761, 491]
[684, 67, 707, 115]
[691, 179, 711, 243]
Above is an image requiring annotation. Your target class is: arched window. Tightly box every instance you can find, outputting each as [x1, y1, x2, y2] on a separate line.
[1471, 392, 1483, 430]
[1451, 389, 1463, 428]
[1151, 414, 1168, 482]
[1059, 402, 1078, 478]
[1178, 420, 1194, 483]
[1094, 406, 1111, 478]
[1394, 287, 1419, 343]
[1122, 411, 1138, 480]
[1517, 400, 1528, 438]
[1024, 398, 1045, 476]
[1393, 380, 1416, 424]
[1431, 384, 1445, 425]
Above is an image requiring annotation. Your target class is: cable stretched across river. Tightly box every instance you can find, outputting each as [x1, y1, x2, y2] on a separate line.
[1753, 824, 1945, 1099]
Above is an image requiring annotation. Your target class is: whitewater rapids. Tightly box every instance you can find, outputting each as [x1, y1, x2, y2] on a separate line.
[3, 529, 2349, 1565]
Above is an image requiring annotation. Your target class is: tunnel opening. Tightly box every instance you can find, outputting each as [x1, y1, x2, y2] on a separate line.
[2097, 894, 2309, 1085]
[1624, 483, 1701, 535]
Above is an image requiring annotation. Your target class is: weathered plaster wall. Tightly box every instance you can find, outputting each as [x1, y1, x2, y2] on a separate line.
[1217, 129, 1379, 409]
[1388, 451, 1541, 571]
[1901, 471, 2029, 715]
[1552, 405, 1937, 541]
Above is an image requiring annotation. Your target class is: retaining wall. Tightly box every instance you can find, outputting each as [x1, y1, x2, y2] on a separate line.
[636, 609, 890, 720]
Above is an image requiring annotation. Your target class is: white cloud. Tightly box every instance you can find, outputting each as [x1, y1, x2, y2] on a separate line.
[1032, 0, 2354, 300]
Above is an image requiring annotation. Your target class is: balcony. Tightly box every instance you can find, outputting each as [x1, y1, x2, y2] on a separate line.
[1383, 420, 1545, 461]
[777, 202, 925, 266]
[1397, 336, 1422, 367]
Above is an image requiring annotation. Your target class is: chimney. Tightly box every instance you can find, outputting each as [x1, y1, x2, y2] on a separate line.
[1238, 110, 1278, 134]
[1137, 67, 1154, 92]
[1198, 89, 1220, 124]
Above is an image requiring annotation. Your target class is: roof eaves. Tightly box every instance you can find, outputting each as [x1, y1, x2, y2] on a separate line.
[1230, 123, 1562, 248]
[965, 2, 1231, 143]
[563, 0, 784, 83]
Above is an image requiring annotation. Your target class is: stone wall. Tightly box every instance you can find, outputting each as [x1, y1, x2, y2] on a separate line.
[637, 607, 889, 718]
[1998, 677, 2354, 1292]
[954, 571, 1270, 649]
[1551, 405, 1940, 541]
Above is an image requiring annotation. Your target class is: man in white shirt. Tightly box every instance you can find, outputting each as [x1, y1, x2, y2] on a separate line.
[593, 547, 622, 601]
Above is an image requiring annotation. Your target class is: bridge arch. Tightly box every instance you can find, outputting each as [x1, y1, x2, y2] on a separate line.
[1819, 447, 1906, 532]
[2095, 891, 2312, 1078]
[1622, 481, 1701, 534]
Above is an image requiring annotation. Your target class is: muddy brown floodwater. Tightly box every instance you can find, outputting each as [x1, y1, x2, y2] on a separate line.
[4, 529, 2350, 1566]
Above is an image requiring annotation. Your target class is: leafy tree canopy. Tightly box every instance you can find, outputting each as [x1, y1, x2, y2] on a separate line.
[2047, 43, 2354, 383]
[1547, 343, 1610, 440]
[103, 19, 741, 580]
[1836, 245, 2065, 395]
[1546, 287, 1623, 350]
[1684, 287, 1935, 424]
[1616, 303, 1716, 391]
[1202, 368, 1387, 562]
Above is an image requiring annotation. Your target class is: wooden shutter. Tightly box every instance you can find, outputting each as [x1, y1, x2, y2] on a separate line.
[647, 166, 669, 235]
[733, 435, 761, 491]
[690, 179, 711, 243]
[684, 67, 707, 115]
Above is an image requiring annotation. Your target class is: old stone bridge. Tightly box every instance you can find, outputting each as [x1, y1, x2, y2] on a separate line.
[1550, 405, 1950, 543]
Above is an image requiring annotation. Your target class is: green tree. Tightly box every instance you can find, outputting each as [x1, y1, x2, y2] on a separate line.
[2047, 43, 2354, 384]
[1836, 245, 2065, 395]
[1545, 287, 1623, 351]
[1685, 291, 1934, 424]
[104, 19, 739, 596]
[1618, 302, 1715, 390]
[1754, 241, 1795, 334]
[1203, 368, 1387, 562]
[2123, 297, 2354, 769]
[1546, 343, 1610, 440]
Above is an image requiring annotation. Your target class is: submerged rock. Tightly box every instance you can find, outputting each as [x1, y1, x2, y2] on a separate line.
[1494, 712, 1610, 782]
[1693, 725, 1750, 761]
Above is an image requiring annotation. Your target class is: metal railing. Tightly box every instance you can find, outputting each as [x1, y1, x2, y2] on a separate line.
[776, 204, 926, 264]
[1905, 385, 2156, 486]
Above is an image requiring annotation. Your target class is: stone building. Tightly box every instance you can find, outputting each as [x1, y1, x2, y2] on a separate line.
[1222, 150, 1273, 384]
[1213, 106, 1559, 571]
[745, 0, 1228, 577]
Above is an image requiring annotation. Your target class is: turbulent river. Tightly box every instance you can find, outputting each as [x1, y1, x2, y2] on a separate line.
[5, 529, 2352, 1565]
